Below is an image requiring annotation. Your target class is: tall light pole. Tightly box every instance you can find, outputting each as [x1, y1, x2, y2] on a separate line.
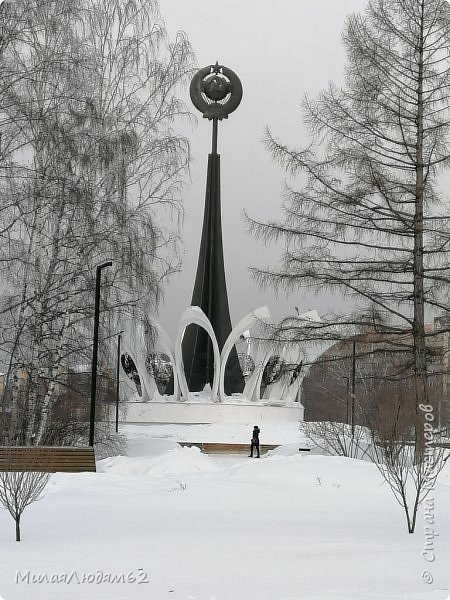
[89, 261, 112, 447]
[342, 376, 350, 424]
[351, 339, 356, 439]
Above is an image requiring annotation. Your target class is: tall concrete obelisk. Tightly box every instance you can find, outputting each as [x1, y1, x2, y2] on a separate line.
[182, 63, 245, 395]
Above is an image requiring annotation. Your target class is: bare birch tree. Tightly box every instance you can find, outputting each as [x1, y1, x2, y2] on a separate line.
[370, 404, 449, 533]
[0, 460, 50, 542]
[0, 0, 194, 443]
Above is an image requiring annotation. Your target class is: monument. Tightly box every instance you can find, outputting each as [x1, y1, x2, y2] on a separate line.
[118, 65, 309, 424]
[181, 63, 245, 395]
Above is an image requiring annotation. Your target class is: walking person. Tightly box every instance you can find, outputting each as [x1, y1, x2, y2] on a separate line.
[249, 425, 260, 458]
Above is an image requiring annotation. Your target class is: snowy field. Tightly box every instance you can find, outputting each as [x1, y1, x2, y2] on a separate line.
[0, 422, 449, 600]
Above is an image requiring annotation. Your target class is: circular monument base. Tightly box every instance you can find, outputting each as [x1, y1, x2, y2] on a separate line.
[122, 399, 303, 425]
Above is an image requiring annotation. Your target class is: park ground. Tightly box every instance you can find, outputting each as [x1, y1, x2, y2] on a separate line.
[0, 422, 449, 600]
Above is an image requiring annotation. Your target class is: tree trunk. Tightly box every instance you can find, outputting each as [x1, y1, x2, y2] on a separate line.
[413, 1, 427, 459]
[410, 493, 420, 534]
[15, 515, 21, 542]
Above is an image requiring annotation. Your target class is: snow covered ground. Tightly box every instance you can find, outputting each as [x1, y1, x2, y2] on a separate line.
[0, 422, 449, 600]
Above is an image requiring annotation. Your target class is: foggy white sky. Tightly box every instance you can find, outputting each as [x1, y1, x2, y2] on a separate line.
[157, 0, 368, 337]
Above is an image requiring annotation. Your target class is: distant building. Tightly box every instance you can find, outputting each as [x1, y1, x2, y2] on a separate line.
[301, 323, 449, 433]
[0, 365, 115, 444]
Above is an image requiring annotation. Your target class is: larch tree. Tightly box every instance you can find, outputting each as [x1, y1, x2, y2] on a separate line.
[248, 0, 450, 532]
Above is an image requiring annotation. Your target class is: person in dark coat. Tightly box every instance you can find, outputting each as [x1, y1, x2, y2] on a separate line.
[249, 425, 260, 458]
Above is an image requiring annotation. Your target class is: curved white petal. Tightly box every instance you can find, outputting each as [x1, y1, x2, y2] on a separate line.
[219, 306, 271, 402]
[148, 318, 180, 401]
[174, 307, 221, 402]
[120, 323, 155, 401]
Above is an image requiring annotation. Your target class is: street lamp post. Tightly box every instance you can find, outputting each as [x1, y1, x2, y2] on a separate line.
[89, 261, 112, 447]
[351, 339, 356, 439]
[342, 376, 350, 424]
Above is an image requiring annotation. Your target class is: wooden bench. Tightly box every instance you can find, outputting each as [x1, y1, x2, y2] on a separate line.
[178, 442, 278, 455]
[202, 443, 278, 455]
[178, 442, 311, 455]
[0, 447, 96, 473]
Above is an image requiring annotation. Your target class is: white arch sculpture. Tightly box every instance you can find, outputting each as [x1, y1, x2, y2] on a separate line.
[174, 306, 221, 402]
[258, 309, 320, 406]
[120, 320, 156, 401]
[148, 318, 180, 401]
[218, 306, 270, 402]
[118, 306, 318, 409]
[243, 340, 273, 402]
[260, 345, 304, 406]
